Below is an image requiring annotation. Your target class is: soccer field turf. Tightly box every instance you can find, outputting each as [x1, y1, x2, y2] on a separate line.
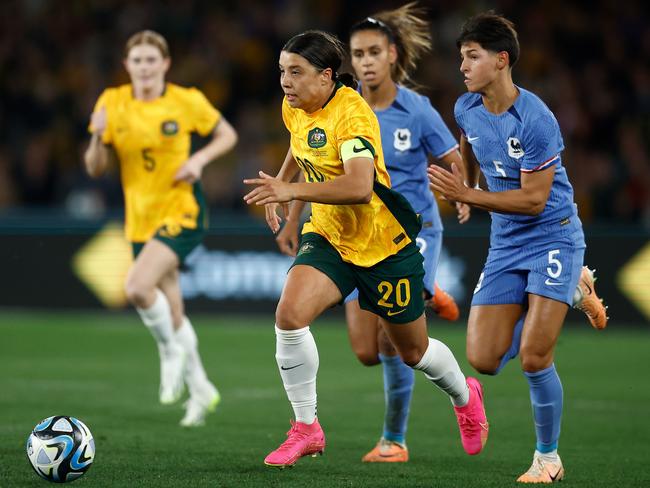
[1, 312, 648, 487]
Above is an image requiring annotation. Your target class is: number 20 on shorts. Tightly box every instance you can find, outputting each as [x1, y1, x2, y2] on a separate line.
[377, 279, 411, 309]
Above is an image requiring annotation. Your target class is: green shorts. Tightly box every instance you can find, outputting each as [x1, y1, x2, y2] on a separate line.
[131, 224, 205, 264]
[292, 232, 425, 324]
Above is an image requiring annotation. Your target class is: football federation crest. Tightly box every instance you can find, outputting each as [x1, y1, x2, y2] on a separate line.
[507, 137, 524, 159]
[307, 128, 327, 148]
[393, 128, 412, 151]
[297, 242, 314, 256]
[161, 120, 179, 136]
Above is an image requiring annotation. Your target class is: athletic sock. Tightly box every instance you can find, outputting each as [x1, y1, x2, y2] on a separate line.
[413, 337, 469, 407]
[136, 289, 174, 347]
[175, 316, 212, 396]
[275, 325, 318, 424]
[524, 364, 563, 453]
[379, 353, 414, 444]
[495, 314, 525, 374]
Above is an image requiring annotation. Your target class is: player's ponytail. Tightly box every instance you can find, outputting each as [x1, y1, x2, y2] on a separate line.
[335, 72, 358, 89]
[283, 30, 356, 87]
[350, 2, 431, 85]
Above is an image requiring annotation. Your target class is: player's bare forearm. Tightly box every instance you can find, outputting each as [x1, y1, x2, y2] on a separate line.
[194, 118, 238, 169]
[83, 134, 110, 178]
[287, 196, 307, 221]
[276, 148, 301, 183]
[462, 188, 547, 215]
[459, 136, 480, 188]
[429, 163, 554, 216]
[292, 157, 373, 204]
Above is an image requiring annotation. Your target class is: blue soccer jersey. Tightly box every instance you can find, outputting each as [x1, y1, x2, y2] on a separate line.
[454, 87, 580, 244]
[374, 85, 459, 232]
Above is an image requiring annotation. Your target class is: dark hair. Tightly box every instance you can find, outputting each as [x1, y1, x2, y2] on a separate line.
[456, 12, 520, 67]
[282, 30, 357, 89]
[350, 2, 431, 85]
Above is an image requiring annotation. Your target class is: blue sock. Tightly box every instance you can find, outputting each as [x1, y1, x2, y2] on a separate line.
[494, 314, 525, 374]
[524, 364, 563, 453]
[379, 353, 414, 444]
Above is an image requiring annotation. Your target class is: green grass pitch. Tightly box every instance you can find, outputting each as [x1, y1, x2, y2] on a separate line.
[1, 312, 648, 487]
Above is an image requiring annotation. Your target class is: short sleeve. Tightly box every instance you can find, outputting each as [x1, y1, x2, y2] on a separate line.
[335, 100, 378, 157]
[453, 97, 467, 138]
[420, 100, 458, 159]
[520, 114, 563, 172]
[89, 90, 112, 145]
[187, 88, 221, 136]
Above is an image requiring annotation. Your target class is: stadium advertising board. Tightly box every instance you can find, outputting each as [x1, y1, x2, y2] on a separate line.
[0, 219, 647, 324]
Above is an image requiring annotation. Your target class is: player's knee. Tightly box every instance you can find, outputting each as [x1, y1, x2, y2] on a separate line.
[519, 348, 552, 373]
[354, 348, 380, 366]
[124, 280, 150, 308]
[467, 351, 500, 375]
[398, 348, 423, 367]
[275, 301, 307, 330]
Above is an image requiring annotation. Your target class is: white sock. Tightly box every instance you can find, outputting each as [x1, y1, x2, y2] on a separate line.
[413, 337, 470, 407]
[275, 325, 318, 424]
[175, 317, 212, 396]
[136, 289, 174, 347]
[535, 449, 560, 462]
[572, 284, 583, 307]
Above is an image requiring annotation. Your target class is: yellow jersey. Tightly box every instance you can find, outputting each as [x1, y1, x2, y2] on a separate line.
[91, 83, 221, 242]
[282, 83, 420, 267]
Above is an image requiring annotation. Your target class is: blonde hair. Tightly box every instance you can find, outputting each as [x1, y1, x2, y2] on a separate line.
[352, 2, 432, 85]
[124, 30, 170, 59]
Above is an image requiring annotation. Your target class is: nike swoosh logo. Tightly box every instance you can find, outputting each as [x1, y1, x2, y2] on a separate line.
[352, 145, 366, 153]
[387, 309, 406, 317]
[467, 136, 479, 142]
[544, 278, 562, 286]
[549, 467, 562, 481]
[280, 363, 304, 370]
[581, 279, 593, 295]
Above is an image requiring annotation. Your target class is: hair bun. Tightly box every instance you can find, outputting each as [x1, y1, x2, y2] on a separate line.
[336, 72, 358, 89]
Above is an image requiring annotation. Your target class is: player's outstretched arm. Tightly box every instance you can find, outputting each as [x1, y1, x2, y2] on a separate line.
[174, 117, 238, 184]
[429, 162, 554, 216]
[275, 174, 307, 256]
[84, 107, 114, 178]
[244, 148, 301, 233]
[436, 148, 471, 224]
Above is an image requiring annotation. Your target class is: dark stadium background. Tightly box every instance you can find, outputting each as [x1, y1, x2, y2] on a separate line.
[0, 0, 647, 322]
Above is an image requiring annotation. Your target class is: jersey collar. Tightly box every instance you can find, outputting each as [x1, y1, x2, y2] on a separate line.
[321, 81, 343, 109]
[356, 82, 409, 113]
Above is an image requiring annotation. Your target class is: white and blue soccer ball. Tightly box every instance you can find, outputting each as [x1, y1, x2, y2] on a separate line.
[26, 415, 95, 483]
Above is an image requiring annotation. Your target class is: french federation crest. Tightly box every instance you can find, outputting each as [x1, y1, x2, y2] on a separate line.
[507, 137, 524, 159]
[393, 128, 411, 151]
[161, 120, 179, 136]
[307, 127, 327, 148]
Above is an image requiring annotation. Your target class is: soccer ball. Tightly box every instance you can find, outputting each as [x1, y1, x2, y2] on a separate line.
[26, 415, 95, 483]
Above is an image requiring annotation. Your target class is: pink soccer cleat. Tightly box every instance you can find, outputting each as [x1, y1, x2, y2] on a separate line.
[264, 419, 326, 468]
[453, 377, 489, 455]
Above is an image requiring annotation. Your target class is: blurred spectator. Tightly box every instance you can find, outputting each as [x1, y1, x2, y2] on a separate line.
[0, 0, 648, 226]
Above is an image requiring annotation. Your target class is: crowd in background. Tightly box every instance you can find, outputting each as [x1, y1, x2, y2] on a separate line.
[1, 0, 648, 226]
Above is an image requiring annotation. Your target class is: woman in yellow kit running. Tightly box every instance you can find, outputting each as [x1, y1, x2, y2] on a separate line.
[244, 30, 488, 468]
[84, 30, 237, 426]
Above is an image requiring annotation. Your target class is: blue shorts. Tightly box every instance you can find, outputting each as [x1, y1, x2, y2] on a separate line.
[345, 227, 441, 303]
[471, 227, 585, 307]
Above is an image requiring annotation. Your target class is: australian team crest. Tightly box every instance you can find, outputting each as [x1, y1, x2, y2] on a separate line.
[507, 137, 524, 159]
[393, 128, 412, 151]
[161, 120, 179, 136]
[307, 127, 327, 148]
